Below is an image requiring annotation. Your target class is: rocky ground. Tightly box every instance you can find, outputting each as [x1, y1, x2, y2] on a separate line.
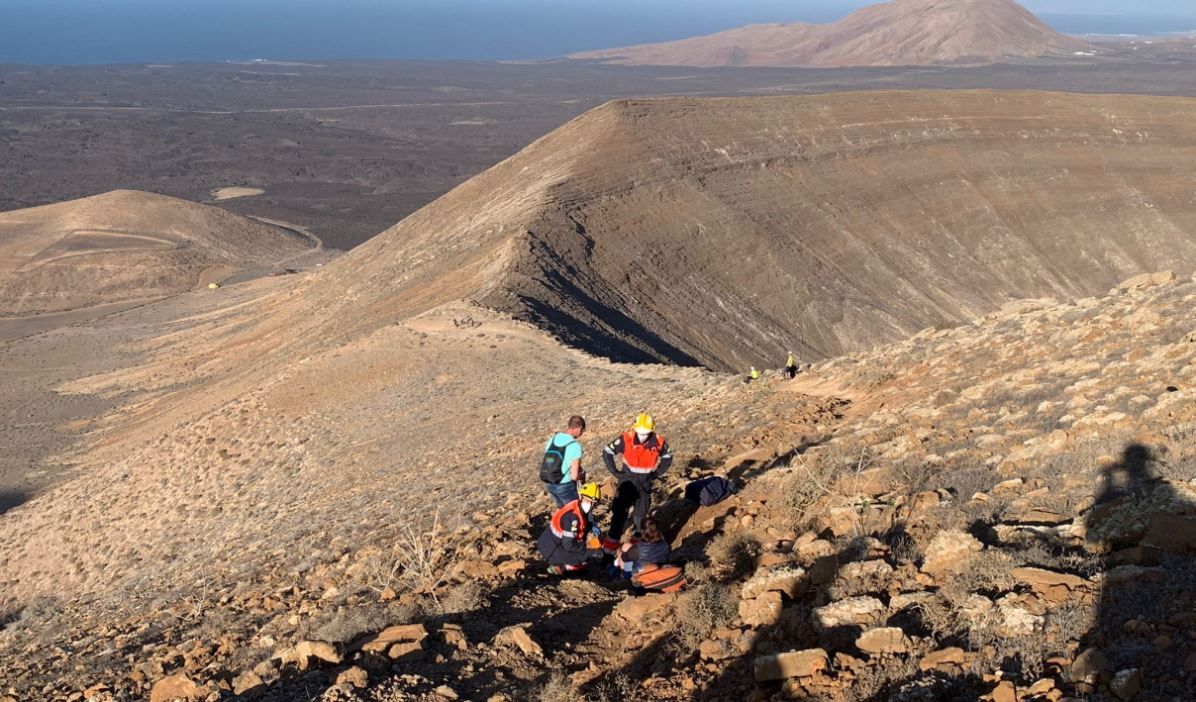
[1, 270, 1192, 702]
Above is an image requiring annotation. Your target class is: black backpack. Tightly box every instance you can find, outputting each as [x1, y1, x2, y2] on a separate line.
[684, 476, 738, 507]
[539, 436, 576, 483]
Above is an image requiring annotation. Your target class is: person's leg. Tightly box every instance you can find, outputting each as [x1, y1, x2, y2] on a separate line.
[544, 481, 577, 508]
[608, 480, 638, 541]
[631, 481, 652, 536]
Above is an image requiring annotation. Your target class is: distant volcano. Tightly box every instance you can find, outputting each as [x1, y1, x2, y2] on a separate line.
[0, 190, 312, 314]
[570, 0, 1089, 68]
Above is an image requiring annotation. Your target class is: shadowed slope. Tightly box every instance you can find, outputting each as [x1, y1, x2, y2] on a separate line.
[307, 90, 1196, 371]
[571, 0, 1088, 68]
[0, 190, 313, 314]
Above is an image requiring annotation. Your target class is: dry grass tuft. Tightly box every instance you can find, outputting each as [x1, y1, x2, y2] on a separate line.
[671, 583, 737, 654]
[706, 531, 762, 582]
[777, 453, 839, 527]
[367, 513, 455, 602]
[299, 602, 395, 644]
[591, 674, 646, 702]
[536, 672, 576, 702]
[435, 581, 485, 615]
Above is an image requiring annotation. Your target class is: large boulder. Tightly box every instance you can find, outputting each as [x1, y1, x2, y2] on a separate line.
[753, 648, 828, 681]
[1071, 647, 1112, 685]
[920, 530, 983, 578]
[855, 627, 911, 655]
[149, 675, 204, 702]
[356, 623, 428, 654]
[739, 591, 784, 627]
[1010, 566, 1090, 603]
[812, 596, 886, 629]
[273, 640, 341, 671]
[742, 566, 807, 599]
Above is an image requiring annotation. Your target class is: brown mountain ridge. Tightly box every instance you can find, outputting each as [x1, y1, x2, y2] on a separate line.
[302, 90, 1196, 372]
[571, 0, 1090, 68]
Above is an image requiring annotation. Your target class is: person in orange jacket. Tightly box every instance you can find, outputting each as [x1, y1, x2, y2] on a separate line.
[601, 413, 672, 550]
[537, 482, 604, 575]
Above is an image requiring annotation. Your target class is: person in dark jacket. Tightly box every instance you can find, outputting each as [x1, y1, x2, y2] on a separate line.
[601, 413, 672, 551]
[613, 516, 671, 578]
[537, 482, 604, 575]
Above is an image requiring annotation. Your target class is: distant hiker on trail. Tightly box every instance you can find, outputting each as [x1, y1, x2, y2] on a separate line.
[601, 413, 673, 552]
[784, 351, 799, 379]
[540, 415, 586, 508]
[537, 482, 605, 575]
[744, 366, 761, 384]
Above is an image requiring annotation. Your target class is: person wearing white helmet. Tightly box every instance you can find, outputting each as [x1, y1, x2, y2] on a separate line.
[601, 413, 673, 551]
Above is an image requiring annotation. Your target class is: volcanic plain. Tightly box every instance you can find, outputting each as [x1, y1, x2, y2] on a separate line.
[4, 47, 1196, 250]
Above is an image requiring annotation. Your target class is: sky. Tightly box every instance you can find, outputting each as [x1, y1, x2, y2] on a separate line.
[0, 0, 1194, 65]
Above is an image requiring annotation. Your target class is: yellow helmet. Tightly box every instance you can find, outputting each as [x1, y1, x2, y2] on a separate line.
[578, 482, 602, 501]
[633, 413, 655, 432]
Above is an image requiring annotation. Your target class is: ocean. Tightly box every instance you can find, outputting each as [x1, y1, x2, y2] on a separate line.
[0, 1, 1193, 66]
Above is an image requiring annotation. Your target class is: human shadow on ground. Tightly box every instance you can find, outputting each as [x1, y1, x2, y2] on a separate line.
[850, 443, 1196, 701]
[1077, 443, 1196, 699]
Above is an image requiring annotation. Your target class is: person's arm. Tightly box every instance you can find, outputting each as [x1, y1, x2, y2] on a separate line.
[616, 542, 639, 567]
[568, 441, 583, 482]
[603, 435, 625, 476]
[653, 438, 674, 478]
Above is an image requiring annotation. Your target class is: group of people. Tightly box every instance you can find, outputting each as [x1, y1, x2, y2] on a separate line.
[745, 351, 801, 384]
[535, 413, 674, 578]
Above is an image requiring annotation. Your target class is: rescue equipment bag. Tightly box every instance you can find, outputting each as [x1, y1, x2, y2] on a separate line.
[631, 564, 687, 593]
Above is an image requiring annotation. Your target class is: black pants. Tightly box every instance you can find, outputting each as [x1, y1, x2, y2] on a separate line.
[609, 477, 652, 541]
[784, 365, 798, 379]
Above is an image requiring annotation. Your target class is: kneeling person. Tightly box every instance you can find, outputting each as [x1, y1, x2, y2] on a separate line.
[537, 482, 604, 575]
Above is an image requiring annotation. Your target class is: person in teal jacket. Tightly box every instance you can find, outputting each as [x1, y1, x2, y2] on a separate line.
[540, 415, 586, 508]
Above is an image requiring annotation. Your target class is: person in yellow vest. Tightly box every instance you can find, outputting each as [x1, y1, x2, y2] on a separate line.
[601, 413, 672, 551]
[784, 352, 799, 379]
[745, 366, 761, 383]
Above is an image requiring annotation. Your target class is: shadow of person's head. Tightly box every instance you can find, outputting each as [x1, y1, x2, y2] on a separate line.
[1096, 443, 1156, 505]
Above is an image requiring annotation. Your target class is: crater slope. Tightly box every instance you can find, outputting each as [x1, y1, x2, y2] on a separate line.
[571, 0, 1088, 68]
[307, 90, 1196, 371]
[0, 190, 314, 315]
